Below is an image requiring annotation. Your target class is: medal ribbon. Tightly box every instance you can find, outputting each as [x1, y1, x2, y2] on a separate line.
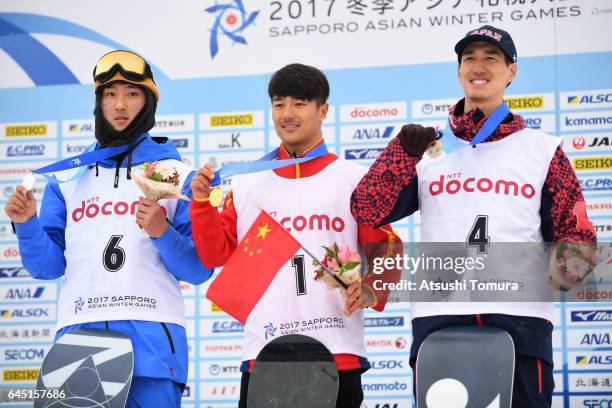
[210, 143, 328, 187]
[435, 102, 511, 153]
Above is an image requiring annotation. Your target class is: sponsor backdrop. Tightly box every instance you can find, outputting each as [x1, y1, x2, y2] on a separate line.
[0, 1, 611, 407]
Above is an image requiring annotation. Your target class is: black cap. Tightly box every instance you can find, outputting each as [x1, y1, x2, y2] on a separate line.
[455, 25, 517, 63]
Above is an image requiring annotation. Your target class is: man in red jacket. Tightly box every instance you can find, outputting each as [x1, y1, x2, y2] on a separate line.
[190, 64, 400, 407]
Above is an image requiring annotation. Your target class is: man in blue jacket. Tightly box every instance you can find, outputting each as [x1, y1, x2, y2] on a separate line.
[4, 50, 213, 407]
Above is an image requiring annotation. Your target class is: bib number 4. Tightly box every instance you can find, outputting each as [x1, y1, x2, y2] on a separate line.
[467, 215, 490, 254]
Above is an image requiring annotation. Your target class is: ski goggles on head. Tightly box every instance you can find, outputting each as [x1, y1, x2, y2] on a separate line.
[93, 50, 159, 100]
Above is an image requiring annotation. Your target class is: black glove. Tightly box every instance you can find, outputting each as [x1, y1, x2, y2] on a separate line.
[397, 124, 440, 156]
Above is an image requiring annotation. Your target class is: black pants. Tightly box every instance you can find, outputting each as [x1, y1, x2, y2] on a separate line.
[239, 369, 363, 408]
[410, 314, 554, 407]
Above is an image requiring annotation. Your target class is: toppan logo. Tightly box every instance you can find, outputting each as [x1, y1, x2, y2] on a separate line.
[205, 0, 259, 59]
[428, 174, 536, 199]
[571, 310, 612, 322]
[280, 214, 346, 232]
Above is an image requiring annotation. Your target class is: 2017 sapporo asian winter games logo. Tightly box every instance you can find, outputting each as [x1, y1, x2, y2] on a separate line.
[205, 0, 259, 58]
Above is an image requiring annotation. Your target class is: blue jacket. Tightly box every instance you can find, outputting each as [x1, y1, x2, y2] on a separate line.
[14, 133, 213, 383]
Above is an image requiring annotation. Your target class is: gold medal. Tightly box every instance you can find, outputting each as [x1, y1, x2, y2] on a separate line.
[209, 187, 224, 208]
[426, 140, 443, 159]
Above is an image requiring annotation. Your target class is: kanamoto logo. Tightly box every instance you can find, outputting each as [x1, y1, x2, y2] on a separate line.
[503, 96, 544, 110]
[429, 175, 536, 199]
[280, 214, 346, 232]
[5, 125, 47, 137]
[210, 114, 253, 127]
[71, 198, 147, 222]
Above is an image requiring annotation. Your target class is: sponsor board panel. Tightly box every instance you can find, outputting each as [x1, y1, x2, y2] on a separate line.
[0, 324, 55, 344]
[1, 122, 57, 139]
[563, 133, 611, 154]
[561, 89, 612, 110]
[340, 122, 403, 144]
[1, 141, 58, 161]
[503, 93, 555, 112]
[200, 130, 265, 151]
[412, 98, 456, 119]
[566, 328, 612, 348]
[1, 368, 39, 384]
[184, 298, 196, 318]
[561, 111, 612, 132]
[201, 318, 244, 337]
[340, 102, 407, 123]
[568, 372, 612, 393]
[361, 377, 412, 398]
[0, 305, 56, 323]
[0, 244, 20, 263]
[0, 345, 51, 364]
[200, 380, 241, 400]
[200, 111, 264, 130]
[200, 360, 242, 380]
[0, 283, 57, 302]
[585, 197, 612, 218]
[62, 119, 94, 137]
[151, 114, 195, 134]
[200, 338, 243, 358]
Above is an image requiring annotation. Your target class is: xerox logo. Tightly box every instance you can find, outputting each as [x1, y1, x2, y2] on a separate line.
[571, 310, 612, 322]
[428, 175, 536, 199]
[71, 199, 142, 222]
[345, 148, 384, 161]
[6, 144, 45, 157]
[279, 214, 346, 232]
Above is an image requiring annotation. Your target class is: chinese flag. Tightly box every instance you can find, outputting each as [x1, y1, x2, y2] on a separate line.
[206, 209, 301, 324]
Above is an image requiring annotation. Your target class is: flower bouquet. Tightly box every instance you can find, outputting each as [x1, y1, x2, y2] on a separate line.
[132, 161, 189, 202]
[546, 242, 598, 291]
[313, 243, 362, 290]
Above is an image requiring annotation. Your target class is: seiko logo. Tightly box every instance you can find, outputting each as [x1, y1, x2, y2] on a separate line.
[429, 175, 536, 199]
[280, 214, 346, 232]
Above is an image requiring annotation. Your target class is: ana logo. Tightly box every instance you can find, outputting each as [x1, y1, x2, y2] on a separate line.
[4, 287, 44, 300]
[580, 333, 611, 346]
[345, 148, 384, 161]
[573, 136, 586, 150]
[74, 297, 84, 315]
[263, 322, 277, 340]
[205, 0, 259, 59]
[353, 126, 394, 140]
[422, 103, 433, 115]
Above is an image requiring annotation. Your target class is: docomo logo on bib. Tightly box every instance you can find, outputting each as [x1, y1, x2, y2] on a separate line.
[280, 214, 346, 232]
[71, 198, 153, 222]
[429, 175, 536, 199]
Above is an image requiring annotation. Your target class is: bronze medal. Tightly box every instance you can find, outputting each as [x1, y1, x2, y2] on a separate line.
[426, 140, 443, 159]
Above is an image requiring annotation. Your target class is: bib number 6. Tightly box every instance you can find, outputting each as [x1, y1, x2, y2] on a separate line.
[103, 235, 126, 272]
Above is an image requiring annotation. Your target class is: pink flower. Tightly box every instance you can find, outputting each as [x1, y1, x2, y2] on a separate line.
[562, 249, 571, 260]
[326, 256, 339, 271]
[564, 271, 580, 283]
[557, 258, 566, 269]
[337, 245, 360, 265]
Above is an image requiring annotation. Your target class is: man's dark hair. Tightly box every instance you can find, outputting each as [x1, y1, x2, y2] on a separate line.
[268, 63, 329, 106]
